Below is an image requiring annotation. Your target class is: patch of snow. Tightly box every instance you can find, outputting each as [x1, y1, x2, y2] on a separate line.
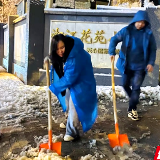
[97, 85, 160, 105]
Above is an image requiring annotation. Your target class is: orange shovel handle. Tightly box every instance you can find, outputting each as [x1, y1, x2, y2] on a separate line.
[111, 60, 119, 135]
[49, 130, 52, 149]
[115, 123, 119, 135]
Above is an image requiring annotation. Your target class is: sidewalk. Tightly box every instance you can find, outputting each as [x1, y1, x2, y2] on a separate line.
[0, 66, 6, 72]
[0, 66, 23, 83]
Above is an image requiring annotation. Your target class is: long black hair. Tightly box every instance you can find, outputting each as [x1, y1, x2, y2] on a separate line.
[50, 34, 74, 64]
[50, 34, 66, 64]
[49, 34, 74, 96]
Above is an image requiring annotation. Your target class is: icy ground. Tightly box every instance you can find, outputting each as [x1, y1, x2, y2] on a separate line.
[0, 76, 160, 160]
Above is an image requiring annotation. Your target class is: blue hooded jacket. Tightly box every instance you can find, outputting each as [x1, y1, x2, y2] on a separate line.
[109, 10, 157, 74]
[49, 36, 98, 132]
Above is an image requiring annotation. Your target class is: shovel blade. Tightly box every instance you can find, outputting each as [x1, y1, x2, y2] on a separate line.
[39, 142, 62, 155]
[108, 133, 130, 148]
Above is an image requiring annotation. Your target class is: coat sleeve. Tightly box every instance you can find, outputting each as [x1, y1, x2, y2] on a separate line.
[49, 58, 80, 96]
[109, 27, 125, 56]
[148, 33, 157, 66]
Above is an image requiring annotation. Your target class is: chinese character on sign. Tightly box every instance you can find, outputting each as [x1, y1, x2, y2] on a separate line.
[93, 48, 97, 53]
[154, 146, 160, 160]
[66, 29, 76, 36]
[94, 30, 107, 44]
[81, 29, 92, 44]
[98, 48, 103, 54]
[114, 31, 117, 35]
[87, 48, 110, 54]
[51, 28, 64, 37]
[87, 48, 93, 53]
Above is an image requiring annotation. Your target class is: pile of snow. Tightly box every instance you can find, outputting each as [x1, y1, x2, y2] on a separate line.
[34, 134, 64, 147]
[11, 147, 71, 160]
[0, 78, 159, 128]
[0, 79, 61, 126]
[10, 135, 138, 160]
[9, 134, 69, 160]
[97, 85, 160, 105]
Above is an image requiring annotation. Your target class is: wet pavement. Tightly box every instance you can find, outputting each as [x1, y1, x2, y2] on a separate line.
[0, 67, 160, 160]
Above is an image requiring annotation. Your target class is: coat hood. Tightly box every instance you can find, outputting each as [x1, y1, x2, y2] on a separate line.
[129, 10, 151, 28]
[66, 35, 84, 58]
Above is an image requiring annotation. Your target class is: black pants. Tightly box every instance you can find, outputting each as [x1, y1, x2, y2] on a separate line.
[122, 69, 146, 111]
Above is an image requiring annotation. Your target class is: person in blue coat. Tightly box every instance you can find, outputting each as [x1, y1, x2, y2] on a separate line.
[109, 10, 157, 121]
[46, 34, 98, 141]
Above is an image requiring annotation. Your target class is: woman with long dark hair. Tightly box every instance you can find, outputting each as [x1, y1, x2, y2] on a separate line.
[45, 34, 98, 141]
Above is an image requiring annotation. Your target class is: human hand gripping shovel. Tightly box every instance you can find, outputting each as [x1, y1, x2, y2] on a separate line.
[108, 60, 130, 148]
[39, 59, 62, 155]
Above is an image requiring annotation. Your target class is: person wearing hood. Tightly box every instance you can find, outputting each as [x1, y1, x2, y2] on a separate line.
[109, 10, 157, 120]
[44, 34, 98, 141]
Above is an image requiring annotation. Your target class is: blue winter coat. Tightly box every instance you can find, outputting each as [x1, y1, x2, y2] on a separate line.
[49, 36, 98, 132]
[109, 10, 157, 74]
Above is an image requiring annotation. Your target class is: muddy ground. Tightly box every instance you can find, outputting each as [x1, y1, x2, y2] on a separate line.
[0, 100, 160, 160]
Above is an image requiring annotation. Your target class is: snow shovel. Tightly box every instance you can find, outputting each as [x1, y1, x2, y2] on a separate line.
[108, 60, 130, 148]
[39, 59, 62, 155]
